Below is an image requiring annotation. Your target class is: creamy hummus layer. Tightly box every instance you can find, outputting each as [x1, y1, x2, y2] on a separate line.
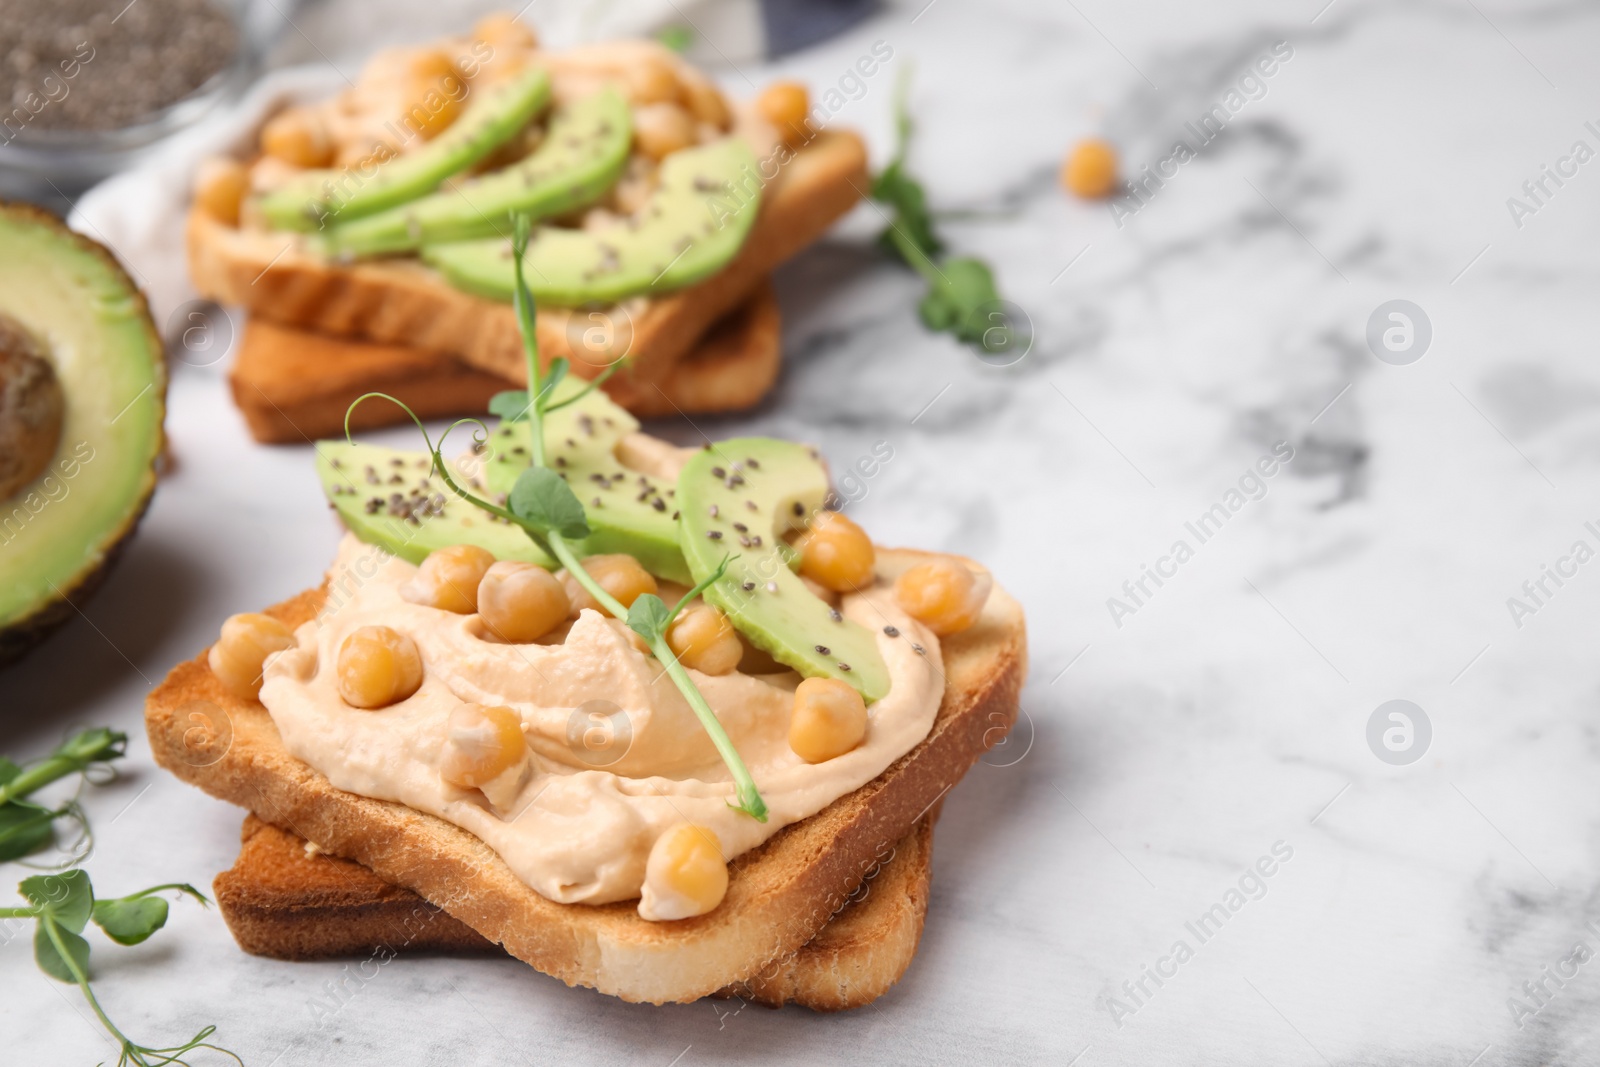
[259, 534, 943, 906]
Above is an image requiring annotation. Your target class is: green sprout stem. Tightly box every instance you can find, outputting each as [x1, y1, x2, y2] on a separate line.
[885, 224, 943, 287]
[508, 215, 767, 820]
[41, 917, 232, 1067]
[9, 878, 236, 1067]
[0, 728, 125, 807]
[341, 220, 771, 821]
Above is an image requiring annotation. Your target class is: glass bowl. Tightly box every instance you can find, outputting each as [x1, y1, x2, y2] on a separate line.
[0, 0, 255, 199]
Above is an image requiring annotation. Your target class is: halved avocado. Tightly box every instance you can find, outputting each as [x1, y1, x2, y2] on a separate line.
[0, 203, 165, 665]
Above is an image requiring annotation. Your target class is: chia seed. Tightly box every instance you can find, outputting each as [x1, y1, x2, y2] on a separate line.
[1, 0, 239, 132]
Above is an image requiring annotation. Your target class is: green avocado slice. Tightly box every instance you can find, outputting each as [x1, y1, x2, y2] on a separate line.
[483, 380, 690, 583]
[315, 441, 555, 568]
[0, 203, 165, 664]
[259, 67, 552, 233]
[319, 88, 633, 258]
[420, 137, 761, 306]
[677, 439, 890, 703]
[317, 381, 685, 578]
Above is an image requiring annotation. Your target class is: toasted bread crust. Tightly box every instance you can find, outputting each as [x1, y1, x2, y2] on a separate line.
[216, 812, 932, 1010]
[146, 549, 1024, 1003]
[188, 132, 865, 402]
[226, 282, 781, 443]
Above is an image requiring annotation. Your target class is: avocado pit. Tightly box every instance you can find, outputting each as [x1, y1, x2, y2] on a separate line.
[0, 314, 64, 501]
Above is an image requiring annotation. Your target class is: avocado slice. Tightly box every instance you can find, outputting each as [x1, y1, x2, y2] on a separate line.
[315, 440, 555, 568]
[320, 88, 633, 258]
[483, 381, 690, 583]
[259, 67, 552, 233]
[677, 439, 890, 702]
[0, 203, 165, 665]
[420, 137, 761, 306]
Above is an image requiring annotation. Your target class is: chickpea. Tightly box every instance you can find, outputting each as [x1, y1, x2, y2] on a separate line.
[789, 677, 868, 763]
[403, 52, 464, 140]
[337, 625, 424, 709]
[756, 81, 811, 146]
[640, 823, 728, 920]
[193, 157, 248, 226]
[261, 107, 335, 167]
[337, 136, 400, 170]
[893, 558, 992, 636]
[472, 12, 539, 52]
[209, 613, 296, 700]
[666, 604, 742, 675]
[678, 67, 731, 130]
[1062, 138, 1119, 199]
[440, 703, 528, 789]
[795, 511, 875, 593]
[403, 544, 496, 614]
[626, 58, 683, 106]
[477, 560, 569, 642]
[632, 103, 696, 161]
[562, 554, 658, 618]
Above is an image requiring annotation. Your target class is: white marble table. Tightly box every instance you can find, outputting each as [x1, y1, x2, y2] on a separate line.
[6, 1, 1600, 1063]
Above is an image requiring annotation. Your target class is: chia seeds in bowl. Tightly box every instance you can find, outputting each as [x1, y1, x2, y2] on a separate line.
[0, 0, 250, 192]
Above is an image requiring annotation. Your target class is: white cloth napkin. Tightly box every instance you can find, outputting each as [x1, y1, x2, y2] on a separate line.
[69, 64, 343, 327]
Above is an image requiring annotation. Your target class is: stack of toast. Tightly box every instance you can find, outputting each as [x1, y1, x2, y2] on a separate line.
[147, 550, 1025, 1006]
[188, 27, 869, 442]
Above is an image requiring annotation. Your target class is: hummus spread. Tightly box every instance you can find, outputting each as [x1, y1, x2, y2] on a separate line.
[259, 533, 943, 911]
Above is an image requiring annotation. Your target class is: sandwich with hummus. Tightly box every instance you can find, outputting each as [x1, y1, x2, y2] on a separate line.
[188, 13, 869, 440]
[147, 218, 1025, 1006]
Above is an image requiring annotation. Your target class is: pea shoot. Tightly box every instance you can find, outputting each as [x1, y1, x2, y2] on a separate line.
[346, 213, 767, 821]
[0, 727, 125, 863]
[1, 869, 239, 1066]
[871, 69, 1017, 354]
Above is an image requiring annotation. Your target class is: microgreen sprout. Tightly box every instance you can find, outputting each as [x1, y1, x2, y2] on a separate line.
[0, 870, 239, 1067]
[0, 727, 126, 864]
[871, 68, 1013, 352]
[343, 214, 768, 821]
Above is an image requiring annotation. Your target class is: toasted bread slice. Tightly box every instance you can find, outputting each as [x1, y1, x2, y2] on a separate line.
[188, 131, 865, 402]
[146, 549, 1024, 1003]
[215, 810, 933, 1011]
[228, 281, 781, 443]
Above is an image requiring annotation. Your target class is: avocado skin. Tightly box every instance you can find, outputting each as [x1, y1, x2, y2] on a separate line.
[0, 202, 166, 668]
[421, 137, 762, 306]
[259, 67, 553, 233]
[320, 88, 633, 258]
[0, 495, 151, 666]
[677, 438, 890, 702]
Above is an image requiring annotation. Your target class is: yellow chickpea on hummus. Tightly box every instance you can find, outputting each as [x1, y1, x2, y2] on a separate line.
[254, 533, 945, 917]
